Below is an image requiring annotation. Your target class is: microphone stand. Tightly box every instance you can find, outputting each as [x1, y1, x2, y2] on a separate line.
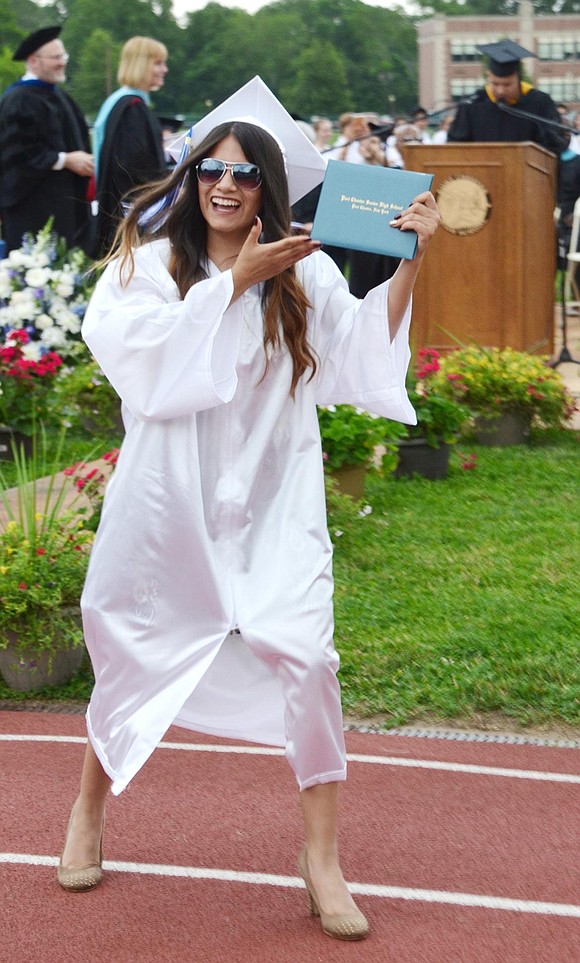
[553, 236, 580, 369]
[496, 101, 580, 367]
[495, 99, 574, 135]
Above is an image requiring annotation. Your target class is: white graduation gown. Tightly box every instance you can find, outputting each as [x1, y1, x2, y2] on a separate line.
[81, 238, 416, 795]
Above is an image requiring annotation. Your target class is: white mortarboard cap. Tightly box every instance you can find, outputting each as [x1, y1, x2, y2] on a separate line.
[167, 76, 327, 206]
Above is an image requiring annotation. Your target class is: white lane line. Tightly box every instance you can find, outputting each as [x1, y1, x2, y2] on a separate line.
[1, 734, 578, 784]
[1, 853, 579, 918]
[0, 734, 87, 744]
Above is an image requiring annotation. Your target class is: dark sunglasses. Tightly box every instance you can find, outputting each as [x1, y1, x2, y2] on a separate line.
[196, 158, 262, 191]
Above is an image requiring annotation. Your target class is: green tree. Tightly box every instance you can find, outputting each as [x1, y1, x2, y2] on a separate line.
[72, 29, 120, 116]
[280, 40, 352, 115]
[0, 44, 22, 91]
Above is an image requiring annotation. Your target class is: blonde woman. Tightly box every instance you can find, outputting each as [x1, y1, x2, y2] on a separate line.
[93, 36, 168, 254]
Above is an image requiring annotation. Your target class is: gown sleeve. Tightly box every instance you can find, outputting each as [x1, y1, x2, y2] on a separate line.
[81, 243, 243, 420]
[304, 251, 417, 424]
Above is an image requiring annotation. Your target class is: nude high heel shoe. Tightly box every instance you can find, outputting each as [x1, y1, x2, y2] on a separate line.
[298, 848, 369, 941]
[57, 813, 104, 892]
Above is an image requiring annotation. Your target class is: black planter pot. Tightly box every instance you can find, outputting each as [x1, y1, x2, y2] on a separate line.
[0, 606, 85, 691]
[474, 411, 531, 446]
[394, 439, 450, 480]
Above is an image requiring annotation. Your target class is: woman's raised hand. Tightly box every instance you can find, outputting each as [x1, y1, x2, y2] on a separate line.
[231, 217, 321, 299]
[389, 191, 441, 257]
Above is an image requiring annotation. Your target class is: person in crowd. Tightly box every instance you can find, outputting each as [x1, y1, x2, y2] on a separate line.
[556, 133, 580, 302]
[310, 112, 371, 274]
[386, 123, 423, 169]
[431, 111, 455, 145]
[158, 114, 185, 168]
[93, 36, 168, 255]
[411, 106, 432, 144]
[358, 134, 388, 166]
[569, 112, 580, 154]
[326, 112, 371, 163]
[56, 78, 440, 942]
[448, 40, 568, 156]
[313, 117, 333, 151]
[0, 26, 94, 254]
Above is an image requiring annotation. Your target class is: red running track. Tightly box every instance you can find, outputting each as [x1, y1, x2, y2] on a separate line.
[1, 709, 579, 963]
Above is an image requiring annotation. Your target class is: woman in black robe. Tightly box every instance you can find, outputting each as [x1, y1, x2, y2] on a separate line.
[94, 36, 168, 256]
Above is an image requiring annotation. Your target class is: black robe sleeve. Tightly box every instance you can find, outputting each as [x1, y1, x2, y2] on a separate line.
[96, 96, 166, 254]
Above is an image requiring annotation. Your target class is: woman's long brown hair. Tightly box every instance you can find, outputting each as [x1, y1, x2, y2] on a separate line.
[104, 121, 317, 396]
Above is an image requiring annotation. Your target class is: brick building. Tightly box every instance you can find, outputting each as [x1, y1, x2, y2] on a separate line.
[418, 0, 580, 114]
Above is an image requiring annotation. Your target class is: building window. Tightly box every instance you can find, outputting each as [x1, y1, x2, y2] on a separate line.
[450, 78, 479, 101]
[450, 41, 480, 63]
[538, 38, 580, 61]
[538, 76, 580, 101]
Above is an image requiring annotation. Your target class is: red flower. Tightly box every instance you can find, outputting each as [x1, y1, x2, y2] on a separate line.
[18, 581, 28, 590]
[8, 330, 29, 344]
[35, 547, 46, 555]
[416, 348, 441, 380]
[458, 451, 477, 471]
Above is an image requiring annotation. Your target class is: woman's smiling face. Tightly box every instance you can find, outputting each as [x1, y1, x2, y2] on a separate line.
[197, 134, 262, 246]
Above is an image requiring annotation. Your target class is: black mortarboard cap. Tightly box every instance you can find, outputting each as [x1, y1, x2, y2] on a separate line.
[476, 40, 537, 77]
[12, 26, 62, 62]
[156, 115, 184, 133]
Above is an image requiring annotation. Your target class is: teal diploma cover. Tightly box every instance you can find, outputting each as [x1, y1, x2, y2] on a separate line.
[311, 160, 434, 259]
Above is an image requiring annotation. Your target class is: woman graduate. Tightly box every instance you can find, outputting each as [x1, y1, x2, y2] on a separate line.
[58, 77, 440, 941]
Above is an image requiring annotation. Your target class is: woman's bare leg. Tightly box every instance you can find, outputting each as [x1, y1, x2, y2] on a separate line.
[299, 782, 360, 915]
[60, 739, 111, 869]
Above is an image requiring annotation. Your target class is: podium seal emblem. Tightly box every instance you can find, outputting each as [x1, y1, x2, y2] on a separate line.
[436, 176, 492, 236]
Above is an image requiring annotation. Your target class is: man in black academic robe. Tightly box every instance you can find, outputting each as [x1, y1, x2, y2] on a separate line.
[448, 40, 568, 158]
[0, 26, 94, 254]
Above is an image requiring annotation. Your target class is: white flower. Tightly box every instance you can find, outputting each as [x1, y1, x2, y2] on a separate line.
[40, 327, 67, 348]
[54, 277, 75, 299]
[10, 290, 35, 305]
[0, 307, 18, 325]
[21, 341, 43, 361]
[24, 267, 51, 288]
[55, 309, 82, 334]
[0, 274, 13, 298]
[35, 313, 54, 330]
[12, 300, 39, 322]
[7, 250, 28, 268]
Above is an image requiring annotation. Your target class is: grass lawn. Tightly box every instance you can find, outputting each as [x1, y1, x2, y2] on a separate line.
[1, 427, 579, 736]
[330, 428, 580, 733]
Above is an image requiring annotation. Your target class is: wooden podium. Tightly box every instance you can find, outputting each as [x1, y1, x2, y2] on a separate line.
[401, 142, 557, 355]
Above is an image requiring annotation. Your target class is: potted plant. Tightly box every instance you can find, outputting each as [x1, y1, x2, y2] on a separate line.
[317, 404, 384, 498]
[381, 349, 471, 479]
[0, 330, 63, 451]
[0, 219, 94, 452]
[428, 345, 577, 445]
[0, 432, 114, 691]
[52, 357, 123, 439]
